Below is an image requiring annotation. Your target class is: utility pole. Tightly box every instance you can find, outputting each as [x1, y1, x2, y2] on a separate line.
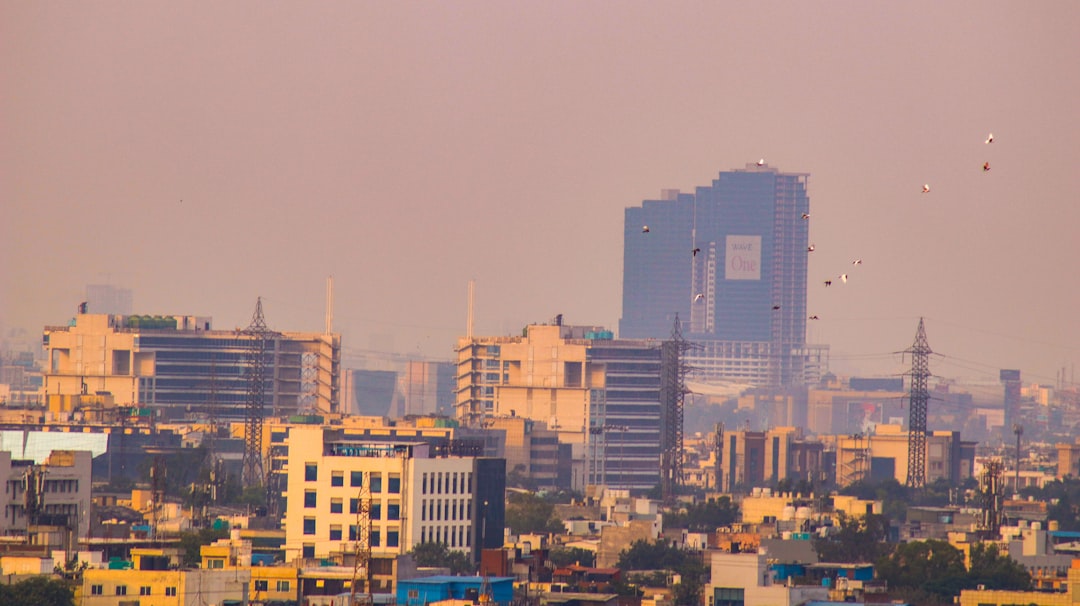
[1013, 424, 1023, 494]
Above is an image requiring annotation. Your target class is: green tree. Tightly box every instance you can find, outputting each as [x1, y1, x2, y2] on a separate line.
[876, 539, 967, 604]
[506, 492, 563, 535]
[506, 464, 538, 491]
[664, 497, 739, 532]
[178, 527, 230, 567]
[812, 513, 891, 563]
[967, 543, 1031, 591]
[549, 546, 596, 568]
[0, 576, 74, 606]
[839, 478, 908, 522]
[616, 540, 706, 606]
[409, 542, 474, 575]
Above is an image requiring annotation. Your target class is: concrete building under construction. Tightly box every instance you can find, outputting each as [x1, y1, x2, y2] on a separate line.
[455, 322, 683, 493]
[41, 312, 340, 421]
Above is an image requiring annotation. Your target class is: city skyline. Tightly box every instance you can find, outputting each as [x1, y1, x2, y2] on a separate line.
[3, 2, 1079, 387]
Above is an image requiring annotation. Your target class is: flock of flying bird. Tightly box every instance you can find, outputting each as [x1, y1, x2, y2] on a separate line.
[640, 133, 997, 321]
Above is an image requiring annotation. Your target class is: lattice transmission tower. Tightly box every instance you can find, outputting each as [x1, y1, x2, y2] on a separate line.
[904, 318, 933, 491]
[242, 297, 275, 489]
[660, 315, 693, 502]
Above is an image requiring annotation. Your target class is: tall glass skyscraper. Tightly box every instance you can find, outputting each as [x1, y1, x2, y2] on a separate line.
[620, 163, 827, 387]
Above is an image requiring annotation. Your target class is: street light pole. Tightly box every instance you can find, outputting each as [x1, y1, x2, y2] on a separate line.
[1013, 424, 1023, 494]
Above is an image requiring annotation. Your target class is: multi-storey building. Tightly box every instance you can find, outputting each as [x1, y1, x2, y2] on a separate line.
[621, 164, 827, 387]
[1, 449, 92, 542]
[807, 376, 908, 435]
[281, 426, 505, 589]
[714, 426, 824, 492]
[41, 312, 340, 420]
[456, 323, 673, 492]
[832, 424, 976, 486]
[347, 360, 456, 417]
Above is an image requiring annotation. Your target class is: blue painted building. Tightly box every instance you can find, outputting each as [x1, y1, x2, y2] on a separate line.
[396, 576, 515, 606]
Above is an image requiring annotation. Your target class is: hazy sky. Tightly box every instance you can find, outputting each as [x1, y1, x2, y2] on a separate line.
[3, 2, 1079, 385]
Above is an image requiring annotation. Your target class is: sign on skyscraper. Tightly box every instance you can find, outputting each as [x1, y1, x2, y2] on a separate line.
[724, 235, 761, 280]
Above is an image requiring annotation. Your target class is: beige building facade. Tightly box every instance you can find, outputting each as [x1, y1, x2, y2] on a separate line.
[456, 323, 668, 492]
[42, 312, 340, 420]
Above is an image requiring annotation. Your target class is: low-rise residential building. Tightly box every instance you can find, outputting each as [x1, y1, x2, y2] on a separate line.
[80, 547, 251, 606]
[1, 449, 92, 542]
[705, 550, 829, 606]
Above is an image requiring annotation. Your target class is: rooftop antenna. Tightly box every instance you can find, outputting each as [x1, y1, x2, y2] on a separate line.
[466, 279, 475, 339]
[326, 276, 334, 335]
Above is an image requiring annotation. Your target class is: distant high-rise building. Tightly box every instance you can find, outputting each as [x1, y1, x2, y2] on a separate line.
[42, 313, 340, 420]
[85, 284, 133, 316]
[621, 163, 827, 387]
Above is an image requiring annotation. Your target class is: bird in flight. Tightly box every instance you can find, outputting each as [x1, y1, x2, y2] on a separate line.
[839, 273, 848, 283]
[922, 184, 931, 193]
[771, 304, 781, 310]
[801, 213, 810, 220]
[757, 158, 765, 166]
[852, 259, 862, 266]
[809, 315, 820, 320]
[642, 225, 650, 233]
[807, 244, 816, 252]
[694, 293, 704, 302]
[824, 280, 832, 287]
[692, 247, 700, 256]
[985, 133, 994, 144]
[983, 162, 991, 172]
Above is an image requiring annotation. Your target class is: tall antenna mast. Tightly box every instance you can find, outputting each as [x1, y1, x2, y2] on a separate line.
[904, 317, 932, 492]
[326, 276, 334, 335]
[466, 280, 475, 339]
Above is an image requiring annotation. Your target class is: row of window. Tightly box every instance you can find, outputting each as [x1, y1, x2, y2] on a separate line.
[421, 471, 472, 495]
[306, 498, 403, 519]
[90, 585, 177, 596]
[4, 479, 80, 495]
[304, 465, 401, 494]
[420, 525, 470, 548]
[299, 528, 402, 551]
[420, 498, 471, 522]
[254, 580, 291, 592]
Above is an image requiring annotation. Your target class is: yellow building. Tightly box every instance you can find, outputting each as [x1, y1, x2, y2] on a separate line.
[201, 535, 298, 605]
[80, 547, 250, 606]
[1056, 441, 1080, 478]
[958, 560, 1080, 606]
